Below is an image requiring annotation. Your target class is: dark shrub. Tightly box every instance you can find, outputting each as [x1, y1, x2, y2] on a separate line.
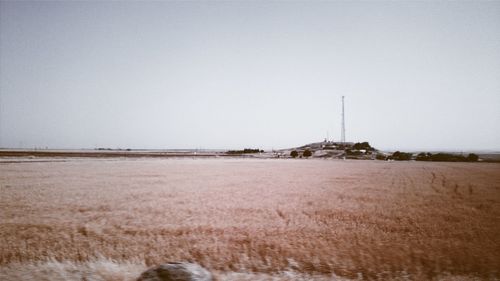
[467, 153, 479, 162]
[303, 149, 312, 158]
[290, 150, 298, 158]
[392, 151, 412, 161]
[416, 152, 432, 161]
[353, 142, 374, 151]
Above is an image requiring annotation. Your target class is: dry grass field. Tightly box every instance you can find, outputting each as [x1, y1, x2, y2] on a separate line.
[0, 158, 499, 280]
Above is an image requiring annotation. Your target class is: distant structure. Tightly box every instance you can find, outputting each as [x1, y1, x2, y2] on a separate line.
[341, 96, 346, 143]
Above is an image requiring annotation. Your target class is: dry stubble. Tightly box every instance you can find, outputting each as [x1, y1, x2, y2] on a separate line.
[0, 158, 499, 280]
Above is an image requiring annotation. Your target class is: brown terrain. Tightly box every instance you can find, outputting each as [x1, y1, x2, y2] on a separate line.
[0, 158, 499, 280]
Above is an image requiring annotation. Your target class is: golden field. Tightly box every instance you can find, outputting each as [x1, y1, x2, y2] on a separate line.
[0, 158, 499, 280]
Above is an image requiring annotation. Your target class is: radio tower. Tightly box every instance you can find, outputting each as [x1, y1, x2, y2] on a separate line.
[341, 96, 346, 143]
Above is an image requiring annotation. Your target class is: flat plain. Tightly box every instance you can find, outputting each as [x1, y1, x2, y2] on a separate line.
[0, 158, 499, 280]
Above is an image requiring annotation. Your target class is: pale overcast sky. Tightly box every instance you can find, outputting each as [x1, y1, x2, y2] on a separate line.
[1, 1, 499, 151]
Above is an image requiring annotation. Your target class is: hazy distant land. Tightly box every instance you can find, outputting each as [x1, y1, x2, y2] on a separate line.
[1, 140, 499, 162]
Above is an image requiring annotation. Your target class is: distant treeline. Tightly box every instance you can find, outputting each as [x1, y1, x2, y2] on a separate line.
[390, 151, 413, 161]
[226, 148, 264, 154]
[379, 151, 479, 162]
[415, 152, 478, 162]
[96, 148, 132, 151]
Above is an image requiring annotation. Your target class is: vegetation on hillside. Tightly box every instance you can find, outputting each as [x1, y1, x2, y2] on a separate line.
[302, 149, 312, 158]
[352, 142, 375, 151]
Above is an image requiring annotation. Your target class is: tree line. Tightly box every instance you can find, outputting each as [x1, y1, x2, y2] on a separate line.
[226, 148, 264, 154]
[379, 151, 479, 162]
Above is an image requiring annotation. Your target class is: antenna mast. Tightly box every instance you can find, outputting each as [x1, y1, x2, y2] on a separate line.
[341, 96, 345, 143]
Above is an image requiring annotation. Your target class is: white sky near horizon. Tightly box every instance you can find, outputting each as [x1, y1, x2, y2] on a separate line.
[1, 1, 499, 151]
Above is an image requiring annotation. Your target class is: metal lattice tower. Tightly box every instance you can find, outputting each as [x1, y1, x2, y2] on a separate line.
[341, 96, 345, 143]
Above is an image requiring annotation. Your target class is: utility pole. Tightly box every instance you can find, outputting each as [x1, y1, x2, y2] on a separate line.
[341, 96, 346, 143]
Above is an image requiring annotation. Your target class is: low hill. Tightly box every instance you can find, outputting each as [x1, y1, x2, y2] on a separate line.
[279, 141, 377, 159]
